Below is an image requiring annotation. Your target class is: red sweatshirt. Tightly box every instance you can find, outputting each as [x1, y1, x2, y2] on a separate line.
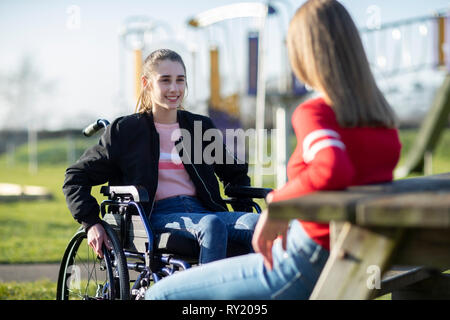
[270, 97, 401, 250]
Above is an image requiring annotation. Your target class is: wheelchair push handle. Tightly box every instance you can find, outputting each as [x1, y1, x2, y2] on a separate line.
[224, 185, 273, 199]
[100, 185, 149, 202]
[82, 119, 110, 137]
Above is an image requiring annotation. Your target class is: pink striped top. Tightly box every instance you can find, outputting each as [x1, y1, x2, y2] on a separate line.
[154, 122, 196, 201]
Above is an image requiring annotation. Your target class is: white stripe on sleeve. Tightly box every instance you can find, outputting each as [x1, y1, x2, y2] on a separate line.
[303, 129, 346, 163]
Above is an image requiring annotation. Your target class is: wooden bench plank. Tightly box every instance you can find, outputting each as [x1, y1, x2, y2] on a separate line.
[356, 192, 450, 227]
[269, 173, 450, 223]
[348, 172, 450, 193]
[268, 192, 371, 222]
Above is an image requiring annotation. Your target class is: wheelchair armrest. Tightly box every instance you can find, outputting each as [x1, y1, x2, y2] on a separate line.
[100, 185, 149, 202]
[224, 185, 273, 199]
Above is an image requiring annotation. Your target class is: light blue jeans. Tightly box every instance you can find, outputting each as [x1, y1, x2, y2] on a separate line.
[145, 219, 329, 300]
[149, 195, 259, 264]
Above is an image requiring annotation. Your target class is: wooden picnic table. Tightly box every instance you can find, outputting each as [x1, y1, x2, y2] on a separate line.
[268, 172, 450, 299]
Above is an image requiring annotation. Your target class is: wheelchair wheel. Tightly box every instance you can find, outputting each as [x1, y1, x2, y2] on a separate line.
[56, 221, 130, 300]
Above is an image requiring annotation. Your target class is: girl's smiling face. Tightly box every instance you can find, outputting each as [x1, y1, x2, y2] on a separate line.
[148, 59, 186, 111]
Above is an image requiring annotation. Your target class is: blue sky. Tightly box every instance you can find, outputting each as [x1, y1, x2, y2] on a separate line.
[0, 0, 449, 129]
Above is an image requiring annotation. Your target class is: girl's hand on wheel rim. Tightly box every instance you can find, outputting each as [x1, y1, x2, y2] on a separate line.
[87, 223, 113, 258]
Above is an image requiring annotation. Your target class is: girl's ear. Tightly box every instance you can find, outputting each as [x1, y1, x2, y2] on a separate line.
[142, 76, 150, 89]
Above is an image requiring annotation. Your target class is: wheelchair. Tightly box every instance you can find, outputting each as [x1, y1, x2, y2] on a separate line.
[56, 119, 272, 300]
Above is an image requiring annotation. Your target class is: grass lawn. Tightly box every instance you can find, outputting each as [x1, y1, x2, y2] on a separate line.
[0, 280, 55, 300]
[0, 165, 75, 264]
[0, 164, 105, 264]
[0, 128, 449, 299]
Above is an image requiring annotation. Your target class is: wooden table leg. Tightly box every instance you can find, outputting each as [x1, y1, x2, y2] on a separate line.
[310, 222, 403, 300]
[330, 221, 344, 252]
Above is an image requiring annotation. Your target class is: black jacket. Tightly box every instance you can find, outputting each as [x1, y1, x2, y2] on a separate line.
[62, 110, 251, 230]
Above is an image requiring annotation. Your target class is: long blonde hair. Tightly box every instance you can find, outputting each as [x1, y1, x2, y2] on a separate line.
[135, 49, 187, 114]
[287, 0, 398, 128]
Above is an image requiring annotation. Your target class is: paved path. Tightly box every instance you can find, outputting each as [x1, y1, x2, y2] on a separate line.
[0, 264, 60, 282]
[0, 264, 140, 283]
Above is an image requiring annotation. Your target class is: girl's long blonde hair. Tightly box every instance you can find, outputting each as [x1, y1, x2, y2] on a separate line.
[135, 49, 187, 114]
[287, 0, 398, 128]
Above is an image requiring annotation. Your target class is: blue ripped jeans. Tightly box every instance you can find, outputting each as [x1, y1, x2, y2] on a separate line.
[145, 219, 329, 300]
[149, 195, 259, 264]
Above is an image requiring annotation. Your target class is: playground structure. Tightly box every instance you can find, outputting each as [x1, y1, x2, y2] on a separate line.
[116, 3, 450, 186]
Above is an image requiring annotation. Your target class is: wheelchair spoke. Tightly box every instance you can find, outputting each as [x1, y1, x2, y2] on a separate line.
[86, 248, 100, 297]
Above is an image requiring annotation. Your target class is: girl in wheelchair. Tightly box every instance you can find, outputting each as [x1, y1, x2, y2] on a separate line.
[63, 48, 259, 265]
